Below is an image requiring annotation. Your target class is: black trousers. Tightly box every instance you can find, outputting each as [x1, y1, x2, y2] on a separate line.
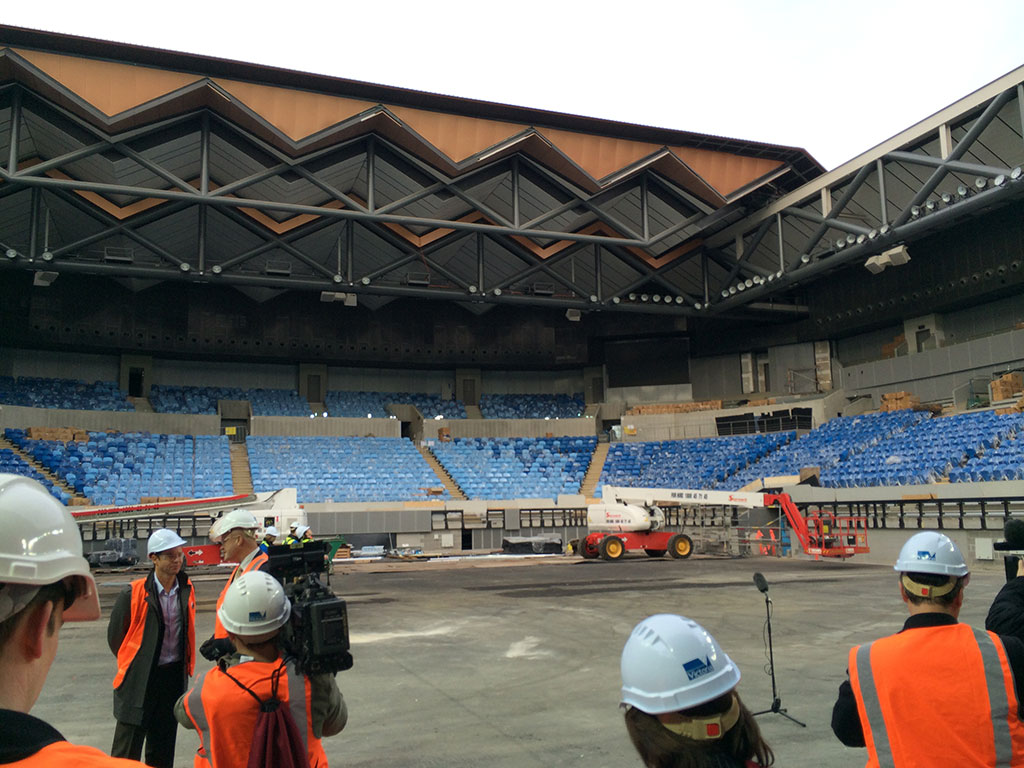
[111, 660, 185, 768]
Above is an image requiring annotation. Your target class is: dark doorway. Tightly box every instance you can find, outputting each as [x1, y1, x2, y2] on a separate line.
[307, 373, 323, 402]
[128, 367, 145, 397]
[461, 528, 473, 550]
[462, 378, 477, 406]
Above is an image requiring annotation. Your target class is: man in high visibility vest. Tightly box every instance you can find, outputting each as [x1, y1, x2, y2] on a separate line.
[200, 509, 271, 662]
[832, 531, 1024, 767]
[0, 473, 143, 766]
[108, 529, 196, 768]
[174, 571, 347, 768]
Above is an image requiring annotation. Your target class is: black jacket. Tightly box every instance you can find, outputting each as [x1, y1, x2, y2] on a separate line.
[107, 569, 194, 725]
[832, 612, 1024, 747]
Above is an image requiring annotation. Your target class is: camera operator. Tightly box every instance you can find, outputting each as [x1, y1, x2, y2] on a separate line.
[174, 571, 347, 768]
[986, 519, 1024, 641]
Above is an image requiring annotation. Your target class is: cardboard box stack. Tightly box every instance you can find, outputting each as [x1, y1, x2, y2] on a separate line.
[882, 334, 907, 359]
[626, 400, 723, 416]
[26, 426, 88, 442]
[989, 372, 1024, 403]
[880, 391, 920, 412]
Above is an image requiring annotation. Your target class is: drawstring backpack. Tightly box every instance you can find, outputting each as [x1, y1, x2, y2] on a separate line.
[223, 661, 308, 768]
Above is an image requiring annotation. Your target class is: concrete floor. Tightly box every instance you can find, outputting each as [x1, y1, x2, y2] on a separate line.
[33, 550, 1012, 768]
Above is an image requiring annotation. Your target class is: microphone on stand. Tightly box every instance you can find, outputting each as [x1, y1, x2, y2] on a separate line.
[753, 571, 769, 595]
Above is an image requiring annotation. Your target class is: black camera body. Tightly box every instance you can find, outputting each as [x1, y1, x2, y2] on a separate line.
[265, 540, 354, 675]
[993, 519, 1024, 582]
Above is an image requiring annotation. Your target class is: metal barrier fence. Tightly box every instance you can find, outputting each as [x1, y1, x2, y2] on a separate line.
[802, 496, 1024, 531]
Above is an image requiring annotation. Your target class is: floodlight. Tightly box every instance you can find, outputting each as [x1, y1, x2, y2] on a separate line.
[640, 294, 649, 302]
[910, 205, 922, 218]
[211, 265, 222, 274]
[41, 251, 54, 261]
[493, 288, 502, 296]
[179, 263, 191, 273]
[5, 249, 17, 259]
[332, 274, 343, 283]
[652, 294, 661, 303]
[800, 254, 811, 264]
[994, 174, 1007, 187]
[675, 296, 684, 304]
[744, 279, 753, 288]
[975, 177, 988, 190]
[956, 185, 969, 198]
[1011, 167, 1023, 181]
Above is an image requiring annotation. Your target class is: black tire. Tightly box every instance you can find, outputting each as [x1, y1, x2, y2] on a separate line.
[645, 549, 666, 558]
[579, 537, 599, 559]
[599, 535, 625, 561]
[667, 534, 693, 559]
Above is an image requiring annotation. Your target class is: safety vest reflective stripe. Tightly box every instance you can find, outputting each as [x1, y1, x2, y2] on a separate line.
[978, 628, 1014, 766]
[112, 580, 149, 689]
[853, 643, 896, 768]
[213, 551, 270, 639]
[852, 625, 1021, 768]
[184, 672, 212, 768]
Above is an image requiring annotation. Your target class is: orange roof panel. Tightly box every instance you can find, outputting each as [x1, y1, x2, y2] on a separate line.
[15, 49, 200, 116]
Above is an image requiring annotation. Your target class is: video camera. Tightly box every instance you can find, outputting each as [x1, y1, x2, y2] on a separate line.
[265, 540, 354, 675]
[993, 519, 1024, 582]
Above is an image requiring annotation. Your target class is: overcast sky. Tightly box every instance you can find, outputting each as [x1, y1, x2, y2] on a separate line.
[4, 0, 1024, 170]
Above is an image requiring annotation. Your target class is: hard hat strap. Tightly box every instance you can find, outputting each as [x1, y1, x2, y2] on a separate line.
[900, 572, 958, 598]
[660, 693, 740, 741]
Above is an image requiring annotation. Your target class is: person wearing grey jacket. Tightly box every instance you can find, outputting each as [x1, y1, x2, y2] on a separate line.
[108, 529, 196, 768]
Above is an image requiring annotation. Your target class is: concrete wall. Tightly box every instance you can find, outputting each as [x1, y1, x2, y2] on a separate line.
[840, 326, 1024, 404]
[424, 417, 597, 440]
[250, 416, 402, 438]
[0, 405, 220, 435]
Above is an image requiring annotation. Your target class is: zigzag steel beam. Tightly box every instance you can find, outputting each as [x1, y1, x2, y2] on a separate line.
[892, 87, 1015, 227]
[883, 150, 1012, 179]
[0, 172, 663, 247]
[793, 161, 874, 264]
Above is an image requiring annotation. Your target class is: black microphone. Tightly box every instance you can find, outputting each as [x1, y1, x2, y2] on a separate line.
[753, 572, 769, 594]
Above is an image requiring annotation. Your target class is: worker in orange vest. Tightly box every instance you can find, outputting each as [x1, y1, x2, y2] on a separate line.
[0, 473, 144, 766]
[175, 571, 347, 768]
[108, 528, 196, 768]
[199, 509, 271, 662]
[832, 531, 1024, 766]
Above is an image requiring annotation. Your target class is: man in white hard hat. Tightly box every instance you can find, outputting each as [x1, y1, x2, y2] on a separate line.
[202, 509, 270, 660]
[258, 526, 279, 554]
[0, 473, 142, 765]
[174, 571, 347, 768]
[108, 528, 196, 768]
[832, 531, 1024, 766]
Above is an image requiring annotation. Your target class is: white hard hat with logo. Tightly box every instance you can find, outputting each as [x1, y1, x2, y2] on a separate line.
[209, 509, 260, 544]
[148, 529, 187, 556]
[894, 531, 969, 577]
[620, 614, 740, 715]
[264, 526, 279, 538]
[217, 571, 291, 637]
[0, 474, 100, 622]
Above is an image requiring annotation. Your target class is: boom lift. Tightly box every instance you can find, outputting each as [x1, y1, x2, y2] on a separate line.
[578, 486, 869, 561]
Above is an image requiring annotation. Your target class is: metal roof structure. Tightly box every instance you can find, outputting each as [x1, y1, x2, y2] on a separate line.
[0, 25, 1021, 330]
[0, 25, 820, 320]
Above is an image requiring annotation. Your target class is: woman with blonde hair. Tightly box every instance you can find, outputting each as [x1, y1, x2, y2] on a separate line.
[621, 614, 774, 768]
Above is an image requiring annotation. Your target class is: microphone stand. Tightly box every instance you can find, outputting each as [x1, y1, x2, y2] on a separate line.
[753, 585, 805, 727]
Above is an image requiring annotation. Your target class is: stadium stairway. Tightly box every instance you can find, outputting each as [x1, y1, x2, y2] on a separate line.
[127, 396, 153, 412]
[230, 443, 254, 495]
[0, 433, 81, 502]
[465, 404, 483, 419]
[580, 442, 609, 498]
[418, 444, 467, 500]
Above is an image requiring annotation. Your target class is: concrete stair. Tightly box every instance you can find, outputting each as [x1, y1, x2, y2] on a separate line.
[0, 435, 82, 501]
[465, 405, 483, 419]
[417, 444, 466, 500]
[580, 442, 610, 498]
[128, 396, 153, 412]
[230, 442, 254, 495]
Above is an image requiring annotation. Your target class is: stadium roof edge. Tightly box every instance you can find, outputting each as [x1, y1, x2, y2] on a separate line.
[0, 23, 823, 187]
[707, 61, 1024, 247]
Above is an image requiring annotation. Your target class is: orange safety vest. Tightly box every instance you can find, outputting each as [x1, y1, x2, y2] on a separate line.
[113, 575, 196, 688]
[213, 550, 270, 639]
[7, 740, 149, 766]
[849, 623, 1024, 767]
[182, 658, 326, 768]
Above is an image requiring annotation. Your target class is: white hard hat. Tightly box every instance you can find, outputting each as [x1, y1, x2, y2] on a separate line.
[894, 531, 969, 577]
[264, 526, 279, 538]
[0, 474, 99, 622]
[217, 571, 291, 637]
[296, 525, 311, 537]
[148, 529, 187, 555]
[289, 521, 298, 530]
[209, 509, 260, 544]
[621, 614, 740, 715]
